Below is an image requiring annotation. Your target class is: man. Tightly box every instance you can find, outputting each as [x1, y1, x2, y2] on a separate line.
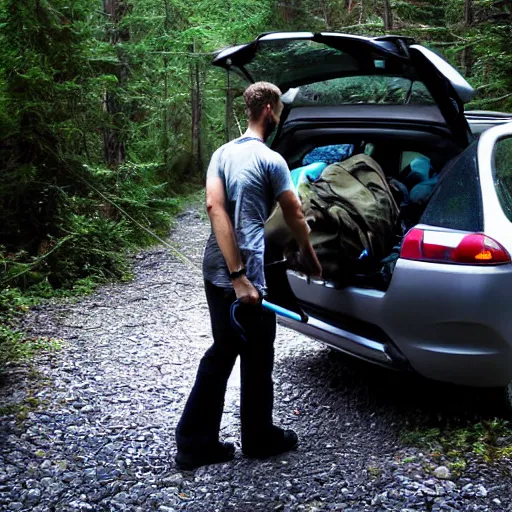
[175, 82, 322, 470]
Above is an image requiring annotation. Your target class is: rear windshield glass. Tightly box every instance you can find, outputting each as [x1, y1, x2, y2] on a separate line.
[283, 76, 435, 106]
[236, 39, 435, 105]
[494, 136, 512, 222]
[243, 40, 361, 89]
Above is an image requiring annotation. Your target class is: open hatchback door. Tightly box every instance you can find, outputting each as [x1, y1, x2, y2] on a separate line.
[214, 32, 481, 370]
[213, 32, 475, 148]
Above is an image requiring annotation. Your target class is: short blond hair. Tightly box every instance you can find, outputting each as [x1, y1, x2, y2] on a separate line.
[243, 82, 282, 122]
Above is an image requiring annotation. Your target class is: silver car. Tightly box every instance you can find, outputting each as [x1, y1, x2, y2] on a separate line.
[213, 33, 512, 407]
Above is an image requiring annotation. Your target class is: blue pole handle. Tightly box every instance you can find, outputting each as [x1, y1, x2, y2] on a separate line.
[230, 299, 305, 343]
[261, 299, 303, 322]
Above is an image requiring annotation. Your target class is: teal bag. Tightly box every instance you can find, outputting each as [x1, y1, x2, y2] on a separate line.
[290, 162, 327, 191]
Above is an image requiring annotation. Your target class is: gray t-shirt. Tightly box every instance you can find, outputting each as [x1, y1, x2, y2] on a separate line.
[203, 137, 293, 292]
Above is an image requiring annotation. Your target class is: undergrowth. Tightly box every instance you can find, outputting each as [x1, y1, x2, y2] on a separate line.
[0, 285, 64, 372]
[401, 419, 512, 475]
[0, 185, 201, 373]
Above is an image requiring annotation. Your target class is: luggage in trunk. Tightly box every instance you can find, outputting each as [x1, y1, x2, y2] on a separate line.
[265, 154, 399, 283]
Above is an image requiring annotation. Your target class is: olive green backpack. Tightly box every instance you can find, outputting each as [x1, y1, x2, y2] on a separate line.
[265, 154, 399, 283]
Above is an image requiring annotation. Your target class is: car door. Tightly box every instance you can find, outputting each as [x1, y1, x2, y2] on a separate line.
[476, 122, 512, 252]
[213, 32, 475, 147]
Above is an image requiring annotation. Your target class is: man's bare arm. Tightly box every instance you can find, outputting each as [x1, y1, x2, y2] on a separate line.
[206, 177, 260, 304]
[277, 190, 322, 277]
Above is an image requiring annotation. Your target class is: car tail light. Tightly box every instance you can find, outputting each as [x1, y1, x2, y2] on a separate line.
[401, 228, 511, 265]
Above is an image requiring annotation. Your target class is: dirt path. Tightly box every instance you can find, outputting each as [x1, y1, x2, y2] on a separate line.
[0, 205, 510, 512]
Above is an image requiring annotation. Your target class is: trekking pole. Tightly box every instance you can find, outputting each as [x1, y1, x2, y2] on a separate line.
[230, 298, 304, 342]
[261, 299, 303, 321]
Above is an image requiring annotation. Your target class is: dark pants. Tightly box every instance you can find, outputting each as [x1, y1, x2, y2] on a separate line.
[176, 280, 276, 452]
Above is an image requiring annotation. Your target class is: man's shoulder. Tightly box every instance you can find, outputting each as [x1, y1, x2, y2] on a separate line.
[213, 142, 232, 157]
[256, 144, 286, 167]
[264, 149, 288, 173]
[218, 139, 287, 169]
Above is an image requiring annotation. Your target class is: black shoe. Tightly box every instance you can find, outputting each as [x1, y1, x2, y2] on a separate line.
[175, 441, 235, 471]
[242, 428, 298, 459]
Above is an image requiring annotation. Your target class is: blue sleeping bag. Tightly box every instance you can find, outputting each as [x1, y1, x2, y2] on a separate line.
[290, 144, 355, 191]
[302, 144, 354, 166]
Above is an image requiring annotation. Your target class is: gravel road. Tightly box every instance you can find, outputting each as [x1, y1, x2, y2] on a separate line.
[1, 205, 511, 512]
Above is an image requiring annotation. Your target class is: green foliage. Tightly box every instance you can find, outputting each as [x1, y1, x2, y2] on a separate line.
[444, 0, 466, 25]
[0, 326, 62, 370]
[0, 1, 197, 290]
[0, 285, 62, 372]
[288, 0, 512, 111]
[402, 419, 512, 473]
[464, 25, 512, 111]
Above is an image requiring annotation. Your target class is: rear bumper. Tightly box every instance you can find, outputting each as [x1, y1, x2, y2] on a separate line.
[287, 260, 512, 387]
[278, 313, 410, 371]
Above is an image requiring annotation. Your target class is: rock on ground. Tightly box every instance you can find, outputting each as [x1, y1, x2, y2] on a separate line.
[1, 205, 511, 511]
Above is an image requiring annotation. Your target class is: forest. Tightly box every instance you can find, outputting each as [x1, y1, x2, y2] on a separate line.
[0, 0, 511, 363]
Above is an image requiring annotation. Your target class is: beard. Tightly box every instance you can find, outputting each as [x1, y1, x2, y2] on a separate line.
[263, 114, 277, 141]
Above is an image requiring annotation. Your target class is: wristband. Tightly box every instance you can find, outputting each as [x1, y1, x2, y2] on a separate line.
[229, 267, 247, 280]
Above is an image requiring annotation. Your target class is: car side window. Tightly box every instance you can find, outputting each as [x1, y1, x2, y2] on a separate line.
[420, 141, 484, 232]
[494, 136, 512, 222]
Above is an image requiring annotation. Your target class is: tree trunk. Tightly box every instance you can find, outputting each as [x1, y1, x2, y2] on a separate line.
[162, 0, 171, 167]
[190, 41, 203, 176]
[382, 0, 393, 30]
[225, 72, 233, 142]
[102, 0, 131, 167]
[464, 0, 473, 26]
[462, 0, 473, 77]
[319, 0, 330, 27]
[359, 0, 365, 24]
[278, 0, 301, 24]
